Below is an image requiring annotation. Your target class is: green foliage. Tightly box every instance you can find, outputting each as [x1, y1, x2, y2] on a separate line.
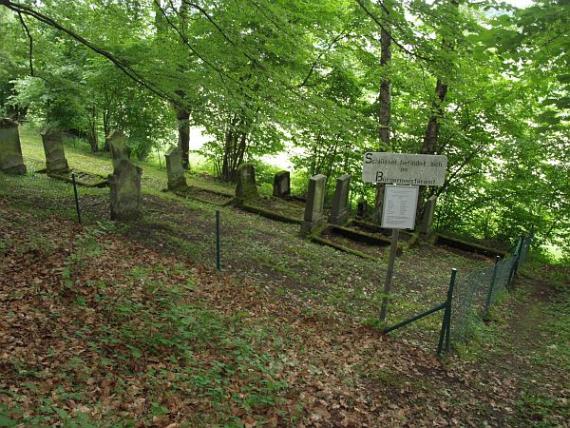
[0, 0, 568, 254]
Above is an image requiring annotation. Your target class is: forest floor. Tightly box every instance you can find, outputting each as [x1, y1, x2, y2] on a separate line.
[0, 130, 568, 427]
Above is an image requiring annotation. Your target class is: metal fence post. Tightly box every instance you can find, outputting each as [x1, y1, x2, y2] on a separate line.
[484, 256, 501, 319]
[215, 210, 221, 271]
[71, 172, 82, 225]
[438, 268, 457, 355]
[508, 237, 523, 288]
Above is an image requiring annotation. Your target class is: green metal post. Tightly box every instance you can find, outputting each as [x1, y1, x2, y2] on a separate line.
[215, 210, 221, 271]
[379, 228, 399, 323]
[438, 268, 457, 355]
[71, 172, 82, 225]
[508, 237, 523, 288]
[484, 256, 501, 319]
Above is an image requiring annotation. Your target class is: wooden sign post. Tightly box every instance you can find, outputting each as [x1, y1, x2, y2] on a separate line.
[362, 153, 447, 323]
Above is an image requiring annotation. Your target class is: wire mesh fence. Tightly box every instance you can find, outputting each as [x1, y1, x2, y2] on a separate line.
[450, 235, 533, 344]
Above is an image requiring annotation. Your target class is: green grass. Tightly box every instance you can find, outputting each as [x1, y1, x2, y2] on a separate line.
[3, 125, 569, 426]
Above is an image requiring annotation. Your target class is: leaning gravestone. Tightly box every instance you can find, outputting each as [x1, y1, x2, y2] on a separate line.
[419, 195, 437, 235]
[108, 130, 130, 170]
[235, 163, 258, 201]
[301, 174, 327, 235]
[0, 118, 26, 175]
[273, 170, 291, 198]
[165, 146, 187, 191]
[329, 174, 351, 225]
[110, 159, 142, 221]
[41, 128, 70, 175]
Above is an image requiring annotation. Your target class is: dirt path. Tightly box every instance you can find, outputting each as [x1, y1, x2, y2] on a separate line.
[456, 270, 570, 426]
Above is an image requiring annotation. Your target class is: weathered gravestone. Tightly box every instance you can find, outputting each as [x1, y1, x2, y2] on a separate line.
[301, 174, 327, 235]
[41, 128, 70, 174]
[329, 174, 351, 225]
[110, 159, 142, 221]
[0, 118, 26, 175]
[273, 170, 290, 198]
[165, 146, 187, 190]
[356, 199, 368, 218]
[419, 195, 437, 235]
[235, 163, 258, 201]
[108, 130, 130, 170]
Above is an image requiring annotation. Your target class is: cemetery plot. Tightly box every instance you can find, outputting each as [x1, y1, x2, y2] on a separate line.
[433, 233, 507, 259]
[349, 218, 416, 242]
[172, 186, 234, 207]
[44, 170, 109, 187]
[316, 225, 393, 260]
[239, 196, 307, 224]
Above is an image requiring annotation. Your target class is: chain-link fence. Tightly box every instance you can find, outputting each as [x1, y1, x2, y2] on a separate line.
[451, 235, 533, 344]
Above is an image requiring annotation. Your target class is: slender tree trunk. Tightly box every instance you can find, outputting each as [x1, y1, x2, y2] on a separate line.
[102, 107, 111, 152]
[176, 107, 191, 169]
[416, 0, 457, 227]
[374, 7, 392, 223]
[421, 79, 448, 155]
[87, 104, 99, 153]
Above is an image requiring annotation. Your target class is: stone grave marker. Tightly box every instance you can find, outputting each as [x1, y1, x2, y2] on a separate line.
[235, 163, 258, 201]
[41, 128, 70, 175]
[108, 130, 130, 170]
[165, 146, 187, 190]
[329, 174, 351, 225]
[419, 195, 437, 235]
[273, 170, 290, 198]
[110, 159, 142, 221]
[301, 174, 327, 235]
[0, 118, 26, 175]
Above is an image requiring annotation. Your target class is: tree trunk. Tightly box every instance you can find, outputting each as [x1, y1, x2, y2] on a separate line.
[416, 0, 458, 226]
[374, 7, 392, 223]
[176, 107, 190, 169]
[87, 104, 99, 153]
[221, 115, 249, 182]
[421, 79, 448, 155]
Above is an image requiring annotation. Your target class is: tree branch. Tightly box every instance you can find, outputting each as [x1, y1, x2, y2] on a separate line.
[16, 11, 33, 76]
[355, 0, 431, 62]
[299, 30, 348, 88]
[1, 0, 186, 108]
[155, 0, 235, 84]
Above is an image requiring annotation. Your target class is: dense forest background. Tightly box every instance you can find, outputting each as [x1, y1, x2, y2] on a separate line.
[0, 0, 568, 259]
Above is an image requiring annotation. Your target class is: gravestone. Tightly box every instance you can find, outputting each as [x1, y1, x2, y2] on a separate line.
[108, 130, 130, 170]
[329, 174, 351, 225]
[419, 195, 437, 235]
[41, 128, 70, 174]
[301, 174, 327, 235]
[235, 163, 258, 201]
[356, 199, 368, 218]
[165, 146, 187, 190]
[273, 170, 290, 198]
[0, 118, 26, 175]
[110, 159, 142, 221]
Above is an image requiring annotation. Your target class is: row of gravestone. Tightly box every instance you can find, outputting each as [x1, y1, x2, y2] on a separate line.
[0, 118, 142, 221]
[2, 117, 436, 232]
[233, 164, 291, 201]
[232, 164, 437, 237]
[231, 164, 352, 235]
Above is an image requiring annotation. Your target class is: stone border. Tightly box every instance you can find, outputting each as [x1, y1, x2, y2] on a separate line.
[171, 186, 234, 207]
[432, 233, 507, 258]
[43, 170, 109, 188]
[239, 203, 302, 224]
[309, 235, 377, 260]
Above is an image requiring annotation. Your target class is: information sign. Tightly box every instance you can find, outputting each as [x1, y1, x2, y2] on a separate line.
[363, 152, 447, 186]
[381, 185, 419, 230]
